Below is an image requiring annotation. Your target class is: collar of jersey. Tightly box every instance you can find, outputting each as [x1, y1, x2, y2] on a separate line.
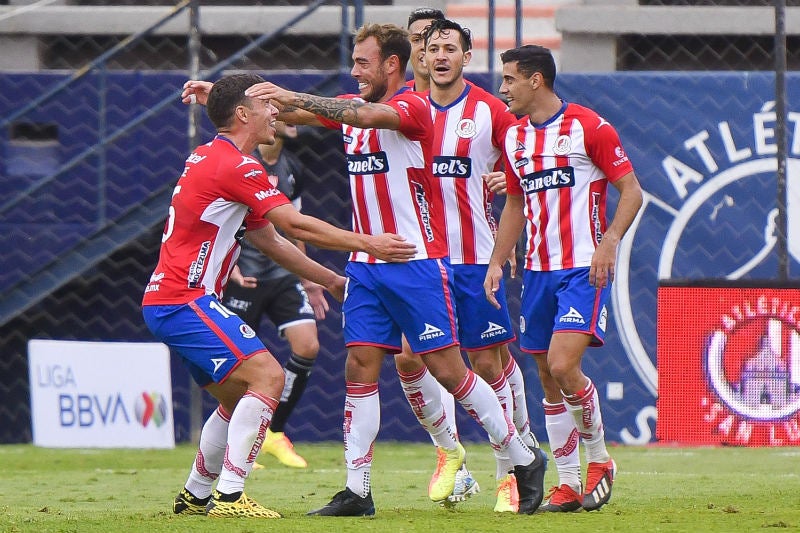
[428, 83, 471, 112]
[529, 100, 568, 129]
[214, 135, 240, 151]
[394, 85, 412, 97]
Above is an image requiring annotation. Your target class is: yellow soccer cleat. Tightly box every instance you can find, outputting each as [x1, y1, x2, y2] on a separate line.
[260, 430, 308, 468]
[428, 442, 466, 503]
[493, 473, 519, 513]
[205, 490, 282, 518]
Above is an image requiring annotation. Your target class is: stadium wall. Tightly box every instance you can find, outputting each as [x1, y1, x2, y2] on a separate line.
[1, 70, 798, 446]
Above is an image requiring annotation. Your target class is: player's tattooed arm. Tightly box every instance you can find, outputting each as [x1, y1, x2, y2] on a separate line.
[245, 82, 400, 130]
[289, 93, 365, 124]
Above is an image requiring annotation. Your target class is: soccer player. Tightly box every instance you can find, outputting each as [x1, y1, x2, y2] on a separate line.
[221, 123, 321, 469]
[484, 45, 644, 512]
[393, 17, 542, 513]
[235, 23, 548, 516]
[397, 5, 477, 508]
[143, 73, 416, 518]
[406, 7, 445, 92]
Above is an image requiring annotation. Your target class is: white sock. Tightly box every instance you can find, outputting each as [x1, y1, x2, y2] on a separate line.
[344, 382, 380, 498]
[185, 406, 229, 499]
[452, 369, 534, 467]
[563, 379, 610, 464]
[398, 366, 458, 449]
[544, 399, 582, 491]
[488, 372, 514, 478]
[504, 355, 538, 449]
[216, 392, 277, 495]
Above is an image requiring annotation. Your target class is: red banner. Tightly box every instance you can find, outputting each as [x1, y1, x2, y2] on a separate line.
[657, 285, 800, 446]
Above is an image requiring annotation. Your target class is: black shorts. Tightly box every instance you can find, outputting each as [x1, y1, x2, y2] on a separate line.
[221, 274, 315, 336]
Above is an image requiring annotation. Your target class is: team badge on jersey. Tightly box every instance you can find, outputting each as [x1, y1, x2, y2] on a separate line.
[456, 118, 477, 139]
[553, 135, 572, 155]
[239, 324, 256, 339]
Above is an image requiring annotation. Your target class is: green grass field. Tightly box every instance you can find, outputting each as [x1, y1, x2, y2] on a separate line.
[1, 442, 798, 533]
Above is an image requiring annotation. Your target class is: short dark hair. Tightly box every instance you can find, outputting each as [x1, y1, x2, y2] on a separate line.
[206, 73, 265, 130]
[354, 23, 411, 71]
[407, 7, 445, 28]
[500, 45, 556, 88]
[423, 18, 472, 52]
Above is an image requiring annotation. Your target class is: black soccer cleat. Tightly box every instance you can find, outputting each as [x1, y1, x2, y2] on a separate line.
[514, 447, 548, 514]
[306, 488, 375, 516]
[173, 488, 210, 515]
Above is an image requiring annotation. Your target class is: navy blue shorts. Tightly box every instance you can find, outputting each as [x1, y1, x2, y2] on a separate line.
[451, 263, 515, 351]
[142, 294, 269, 386]
[519, 267, 610, 353]
[342, 259, 459, 355]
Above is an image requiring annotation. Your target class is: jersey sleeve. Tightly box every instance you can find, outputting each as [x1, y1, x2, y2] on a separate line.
[583, 113, 634, 182]
[220, 159, 291, 219]
[502, 124, 525, 196]
[244, 210, 271, 232]
[385, 91, 431, 141]
[491, 103, 518, 152]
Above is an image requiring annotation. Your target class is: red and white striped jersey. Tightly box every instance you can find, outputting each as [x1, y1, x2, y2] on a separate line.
[428, 81, 516, 264]
[318, 88, 448, 263]
[142, 136, 289, 305]
[504, 102, 634, 271]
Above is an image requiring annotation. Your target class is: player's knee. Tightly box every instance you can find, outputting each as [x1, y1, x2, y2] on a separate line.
[292, 338, 319, 359]
[394, 350, 423, 373]
[243, 351, 285, 397]
[547, 359, 576, 386]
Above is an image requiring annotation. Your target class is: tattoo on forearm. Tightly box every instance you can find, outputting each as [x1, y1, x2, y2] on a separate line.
[292, 93, 363, 124]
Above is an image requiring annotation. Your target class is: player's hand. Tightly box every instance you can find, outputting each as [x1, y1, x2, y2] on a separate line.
[483, 262, 504, 309]
[302, 279, 329, 320]
[323, 274, 346, 303]
[181, 80, 213, 106]
[483, 171, 507, 195]
[230, 265, 257, 288]
[245, 82, 295, 105]
[366, 233, 417, 262]
[589, 239, 617, 289]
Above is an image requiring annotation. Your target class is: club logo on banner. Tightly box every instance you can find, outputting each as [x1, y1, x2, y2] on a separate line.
[657, 286, 800, 446]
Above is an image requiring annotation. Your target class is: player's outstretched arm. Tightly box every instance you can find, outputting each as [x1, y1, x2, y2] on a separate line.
[180, 79, 322, 127]
[266, 204, 416, 263]
[245, 82, 401, 130]
[245, 224, 345, 302]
